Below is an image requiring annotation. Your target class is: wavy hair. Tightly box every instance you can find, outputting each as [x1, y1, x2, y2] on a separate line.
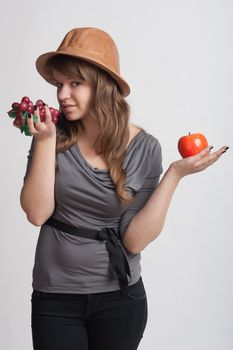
[45, 55, 144, 205]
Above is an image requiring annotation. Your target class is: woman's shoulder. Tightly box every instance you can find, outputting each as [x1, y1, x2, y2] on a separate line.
[124, 125, 163, 191]
[125, 124, 162, 170]
[130, 124, 161, 150]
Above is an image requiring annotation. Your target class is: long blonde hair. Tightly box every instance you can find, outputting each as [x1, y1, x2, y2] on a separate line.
[46, 55, 143, 205]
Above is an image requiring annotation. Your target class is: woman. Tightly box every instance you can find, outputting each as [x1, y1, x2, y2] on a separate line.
[20, 27, 228, 350]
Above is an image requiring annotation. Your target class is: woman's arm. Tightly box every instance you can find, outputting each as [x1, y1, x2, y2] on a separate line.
[20, 137, 56, 226]
[123, 145, 229, 254]
[20, 106, 57, 226]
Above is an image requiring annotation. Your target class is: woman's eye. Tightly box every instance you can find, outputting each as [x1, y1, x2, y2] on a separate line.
[72, 81, 81, 86]
[53, 81, 81, 88]
[54, 82, 62, 88]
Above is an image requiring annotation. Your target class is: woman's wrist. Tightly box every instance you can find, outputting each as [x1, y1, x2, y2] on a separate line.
[167, 162, 184, 182]
[34, 134, 56, 144]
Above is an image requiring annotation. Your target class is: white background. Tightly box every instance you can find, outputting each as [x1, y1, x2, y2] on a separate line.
[0, 0, 232, 349]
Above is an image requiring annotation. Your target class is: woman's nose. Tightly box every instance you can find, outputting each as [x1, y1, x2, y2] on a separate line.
[57, 85, 71, 100]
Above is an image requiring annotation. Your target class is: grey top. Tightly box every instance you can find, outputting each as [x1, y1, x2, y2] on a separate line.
[24, 129, 163, 293]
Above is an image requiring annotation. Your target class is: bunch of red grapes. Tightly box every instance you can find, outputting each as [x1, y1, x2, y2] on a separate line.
[7, 96, 60, 136]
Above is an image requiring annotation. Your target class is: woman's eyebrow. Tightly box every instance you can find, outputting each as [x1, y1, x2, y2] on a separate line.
[52, 76, 76, 83]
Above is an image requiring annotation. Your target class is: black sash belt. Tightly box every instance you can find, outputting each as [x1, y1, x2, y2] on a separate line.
[44, 217, 131, 292]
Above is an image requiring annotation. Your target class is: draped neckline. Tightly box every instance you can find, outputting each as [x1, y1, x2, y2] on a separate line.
[73, 129, 145, 173]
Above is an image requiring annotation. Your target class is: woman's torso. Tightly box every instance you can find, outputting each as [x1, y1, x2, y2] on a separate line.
[30, 125, 162, 293]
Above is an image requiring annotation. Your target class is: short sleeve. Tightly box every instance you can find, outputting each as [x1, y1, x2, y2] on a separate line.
[23, 137, 35, 182]
[119, 135, 163, 238]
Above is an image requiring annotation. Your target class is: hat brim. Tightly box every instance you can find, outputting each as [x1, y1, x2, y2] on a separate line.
[36, 51, 130, 97]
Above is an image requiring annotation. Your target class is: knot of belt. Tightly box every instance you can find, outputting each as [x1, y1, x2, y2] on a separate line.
[44, 217, 131, 291]
[97, 227, 131, 290]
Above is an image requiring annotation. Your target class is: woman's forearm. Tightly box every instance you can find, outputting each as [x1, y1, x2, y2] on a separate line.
[20, 137, 56, 226]
[123, 165, 181, 254]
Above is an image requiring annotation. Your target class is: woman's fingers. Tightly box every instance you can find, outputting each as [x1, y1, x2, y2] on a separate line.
[190, 146, 229, 171]
[192, 146, 213, 161]
[26, 104, 56, 140]
[44, 105, 53, 124]
[27, 107, 44, 134]
[171, 145, 229, 178]
[26, 113, 38, 135]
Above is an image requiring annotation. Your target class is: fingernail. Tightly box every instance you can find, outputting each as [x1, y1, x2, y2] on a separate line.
[222, 146, 229, 154]
[210, 146, 214, 150]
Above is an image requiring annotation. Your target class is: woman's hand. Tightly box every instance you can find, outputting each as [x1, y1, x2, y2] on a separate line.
[169, 145, 229, 180]
[26, 105, 56, 141]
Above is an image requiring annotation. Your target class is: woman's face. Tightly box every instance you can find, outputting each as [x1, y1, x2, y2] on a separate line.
[52, 70, 92, 121]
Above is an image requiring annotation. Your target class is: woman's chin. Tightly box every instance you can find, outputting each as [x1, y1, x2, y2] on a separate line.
[64, 112, 82, 121]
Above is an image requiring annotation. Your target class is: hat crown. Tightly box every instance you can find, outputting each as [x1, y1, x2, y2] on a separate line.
[57, 27, 120, 74]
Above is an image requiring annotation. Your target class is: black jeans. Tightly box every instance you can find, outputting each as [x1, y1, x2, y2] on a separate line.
[31, 277, 148, 350]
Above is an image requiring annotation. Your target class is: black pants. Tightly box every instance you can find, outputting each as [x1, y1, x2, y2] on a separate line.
[31, 277, 148, 350]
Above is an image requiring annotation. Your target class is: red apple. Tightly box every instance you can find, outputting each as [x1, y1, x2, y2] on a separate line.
[178, 132, 208, 158]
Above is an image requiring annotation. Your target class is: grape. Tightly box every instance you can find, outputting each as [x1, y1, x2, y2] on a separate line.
[52, 116, 58, 123]
[28, 101, 34, 108]
[53, 109, 59, 117]
[16, 110, 22, 118]
[36, 99, 44, 106]
[13, 117, 23, 128]
[27, 105, 34, 113]
[19, 102, 28, 111]
[22, 96, 30, 103]
[49, 107, 54, 114]
[39, 109, 45, 121]
[12, 102, 19, 110]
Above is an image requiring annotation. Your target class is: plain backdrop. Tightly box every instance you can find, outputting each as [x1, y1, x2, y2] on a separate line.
[0, 0, 232, 349]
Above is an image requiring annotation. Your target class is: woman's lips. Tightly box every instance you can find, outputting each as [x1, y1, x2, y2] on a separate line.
[62, 105, 76, 112]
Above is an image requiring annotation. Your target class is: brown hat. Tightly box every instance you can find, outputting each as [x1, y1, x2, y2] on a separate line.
[36, 27, 130, 97]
